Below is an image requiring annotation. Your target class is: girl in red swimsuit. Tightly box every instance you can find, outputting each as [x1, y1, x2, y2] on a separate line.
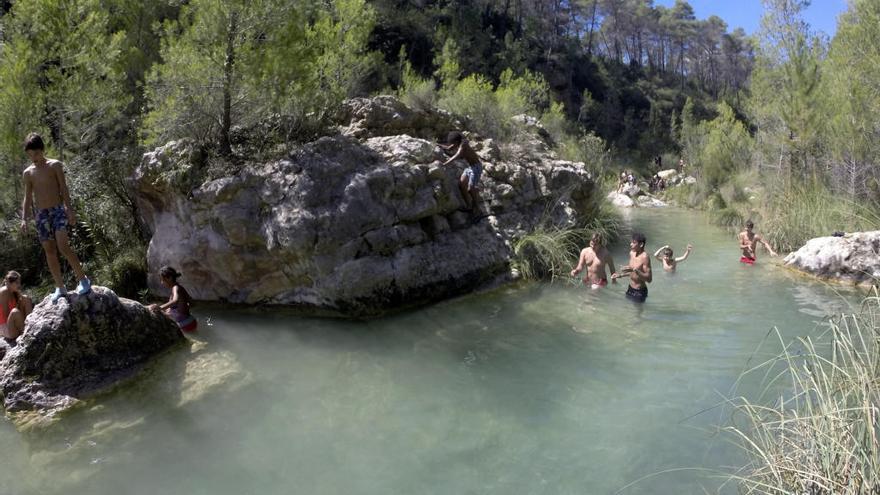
[0, 271, 33, 341]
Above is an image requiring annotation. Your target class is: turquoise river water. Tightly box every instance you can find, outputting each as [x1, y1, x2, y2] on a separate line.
[0, 208, 861, 495]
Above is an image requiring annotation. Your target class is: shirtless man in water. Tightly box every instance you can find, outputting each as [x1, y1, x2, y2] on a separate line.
[611, 232, 652, 303]
[570, 232, 616, 289]
[738, 220, 777, 265]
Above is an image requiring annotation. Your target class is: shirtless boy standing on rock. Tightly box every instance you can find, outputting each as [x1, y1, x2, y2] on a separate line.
[738, 220, 777, 265]
[570, 232, 616, 289]
[20, 133, 91, 302]
[612, 232, 652, 303]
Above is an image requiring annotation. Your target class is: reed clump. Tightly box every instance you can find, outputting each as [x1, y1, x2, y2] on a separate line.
[512, 186, 622, 281]
[762, 180, 880, 253]
[728, 289, 880, 494]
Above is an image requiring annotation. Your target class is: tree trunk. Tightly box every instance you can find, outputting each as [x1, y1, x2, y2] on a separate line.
[220, 10, 238, 156]
[586, 0, 598, 56]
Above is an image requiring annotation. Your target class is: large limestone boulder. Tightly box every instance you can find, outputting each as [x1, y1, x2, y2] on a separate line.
[0, 286, 184, 419]
[784, 231, 880, 285]
[133, 96, 596, 317]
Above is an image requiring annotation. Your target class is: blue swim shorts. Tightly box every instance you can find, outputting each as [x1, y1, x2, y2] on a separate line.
[35, 204, 68, 242]
[461, 162, 483, 189]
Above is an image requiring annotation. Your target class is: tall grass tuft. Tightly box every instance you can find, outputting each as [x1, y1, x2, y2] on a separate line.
[763, 180, 880, 252]
[512, 183, 622, 282]
[512, 227, 587, 281]
[727, 290, 880, 494]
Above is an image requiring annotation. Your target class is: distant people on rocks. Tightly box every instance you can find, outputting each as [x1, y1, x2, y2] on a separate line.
[19, 133, 92, 303]
[149, 266, 198, 332]
[738, 220, 778, 265]
[617, 171, 627, 193]
[570, 232, 617, 289]
[653, 244, 693, 272]
[677, 158, 686, 173]
[0, 271, 32, 341]
[649, 174, 666, 193]
[612, 232, 653, 303]
[440, 131, 484, 222]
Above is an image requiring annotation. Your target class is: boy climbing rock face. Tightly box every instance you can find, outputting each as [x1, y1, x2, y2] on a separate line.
[19, 133, 91, 302]
[439, 131, 483, 219]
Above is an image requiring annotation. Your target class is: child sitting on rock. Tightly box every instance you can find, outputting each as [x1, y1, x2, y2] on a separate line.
[149, 266, 197, 332]
[0, 271, 33, 341]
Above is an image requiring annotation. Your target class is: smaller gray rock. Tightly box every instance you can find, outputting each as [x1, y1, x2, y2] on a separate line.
[620, 184, 641, 197]
[607, 191, 635, 208]
[657, 169, 678, 180]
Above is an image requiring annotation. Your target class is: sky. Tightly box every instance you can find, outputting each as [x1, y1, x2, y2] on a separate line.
[654, 0, 849, 37]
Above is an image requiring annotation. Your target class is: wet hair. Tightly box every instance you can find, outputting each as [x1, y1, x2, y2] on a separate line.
[745, 220, 754, 228]
[4, 271, 20, 285]
[590, 232, 603, 245]
[446, 131, 463, 146]
[663, 247, 674, 258]
[24, 133, 44, 151]
[631, 232, 646, 245]
[159, 266, 181, 282]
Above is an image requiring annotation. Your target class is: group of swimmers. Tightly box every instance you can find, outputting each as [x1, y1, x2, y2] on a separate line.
[0, 133, 197, 342]
[570, 220, 777, 303]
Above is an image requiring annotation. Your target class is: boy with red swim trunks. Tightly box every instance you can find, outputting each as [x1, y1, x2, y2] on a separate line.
[19, 133, 92, 302]
[571, 232, 616, 289]
[738, 220, 777, 264]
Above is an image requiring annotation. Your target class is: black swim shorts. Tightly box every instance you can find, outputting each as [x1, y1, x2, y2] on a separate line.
[625, 285, 648, 303]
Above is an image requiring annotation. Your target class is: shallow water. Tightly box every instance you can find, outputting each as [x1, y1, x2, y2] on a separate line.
[0, 208, 860, 495]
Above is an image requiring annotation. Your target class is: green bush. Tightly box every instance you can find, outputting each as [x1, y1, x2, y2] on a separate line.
[0, 219, 47, 288]
[696, 102, 753, 189]
[762, 179, 880, 252]
[437, 74, 502, 138]
[398, 59, 437, 111]
[91, 245, 148, 300]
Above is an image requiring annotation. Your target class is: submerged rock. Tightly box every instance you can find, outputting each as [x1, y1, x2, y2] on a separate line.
[0, 287, 184, 420]
[636, 195, 668, 208]
[784, 231, 880, 285]
[133, 96, 597, 317]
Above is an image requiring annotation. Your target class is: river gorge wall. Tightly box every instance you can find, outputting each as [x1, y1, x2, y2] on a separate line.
[132, 96, 599, 317]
